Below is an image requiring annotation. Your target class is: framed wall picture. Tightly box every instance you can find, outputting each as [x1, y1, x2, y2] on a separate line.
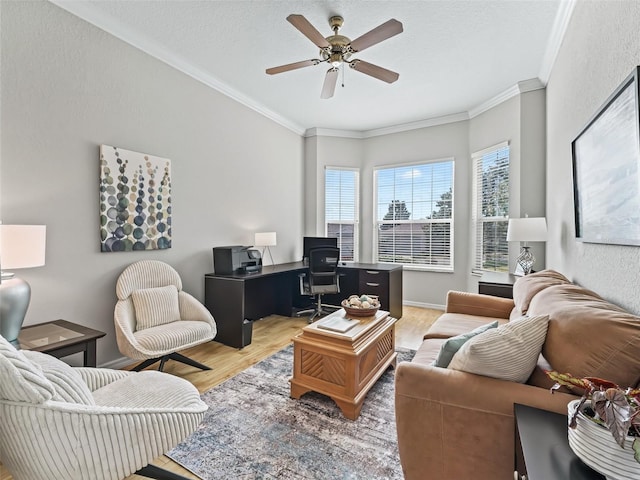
[572, 66, 640, 246]
[99, 145, 172, 252]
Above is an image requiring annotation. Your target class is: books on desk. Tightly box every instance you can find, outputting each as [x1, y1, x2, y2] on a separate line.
[317, 314, 360, 333]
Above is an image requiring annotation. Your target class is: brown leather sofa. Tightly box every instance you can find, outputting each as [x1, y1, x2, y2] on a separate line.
[395, 270, 640, 480]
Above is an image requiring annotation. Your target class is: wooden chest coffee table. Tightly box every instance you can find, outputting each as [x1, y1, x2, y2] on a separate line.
[290, 308, 398, 420]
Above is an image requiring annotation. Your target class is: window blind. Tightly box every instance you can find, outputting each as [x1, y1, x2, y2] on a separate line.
[472, 142, 510, 272]
[374, 160, 454, 269]
[325, 167, 359, 261]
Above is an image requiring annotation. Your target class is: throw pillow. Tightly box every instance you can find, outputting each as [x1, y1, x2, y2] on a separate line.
[448, 314, 550, 383]
[431, 321, 499, 368]
[131, 285, 181, 331]
[22, 350, 95, 405]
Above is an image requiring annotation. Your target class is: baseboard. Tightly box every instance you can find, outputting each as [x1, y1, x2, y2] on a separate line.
[101, 356, 136, 370]
[403, 300, 445, 311]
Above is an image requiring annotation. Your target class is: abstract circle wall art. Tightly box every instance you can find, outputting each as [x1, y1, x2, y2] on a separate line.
[99, 144, 172, 252]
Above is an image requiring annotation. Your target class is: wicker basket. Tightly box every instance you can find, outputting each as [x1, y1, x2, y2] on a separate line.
[341, 300, 380, 317]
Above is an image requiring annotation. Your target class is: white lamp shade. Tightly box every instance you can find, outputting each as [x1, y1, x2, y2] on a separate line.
[254, 232, 277, 247]
[506, 217, 547, 242]
[0, 225, 47, 269]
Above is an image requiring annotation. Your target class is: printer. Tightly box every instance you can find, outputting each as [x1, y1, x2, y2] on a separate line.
[213, 245, 262, 274]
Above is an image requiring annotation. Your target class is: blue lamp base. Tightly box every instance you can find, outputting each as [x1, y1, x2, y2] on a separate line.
[0, 275, 31, 346]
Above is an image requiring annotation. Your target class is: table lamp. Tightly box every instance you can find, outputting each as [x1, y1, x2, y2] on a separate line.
[254, 232, 276, 266]
[506, 216, 546, 275]
[0, 225, 47, 345]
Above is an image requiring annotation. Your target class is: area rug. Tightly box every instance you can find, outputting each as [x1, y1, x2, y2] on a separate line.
[167, 345, 415, 479]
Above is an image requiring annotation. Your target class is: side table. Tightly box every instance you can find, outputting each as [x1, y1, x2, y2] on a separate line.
[478, 271, 517, 298]
[514, 403, 604, 480]
[17, 319, 106, 367]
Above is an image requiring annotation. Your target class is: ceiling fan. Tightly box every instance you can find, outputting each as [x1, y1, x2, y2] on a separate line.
[266, 14, 403, 99]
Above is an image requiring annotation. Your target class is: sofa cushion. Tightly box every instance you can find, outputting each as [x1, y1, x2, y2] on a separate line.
[92, 370, 203, 409]
[448, 315, 549, 383]
[425, 313, 507, 340]
[431, 321, 499, 368]
[412, 338, 448, 365]
[512, 269, 571, 316]
[528, 283, 640, 388]
[132, 284, 181, 331]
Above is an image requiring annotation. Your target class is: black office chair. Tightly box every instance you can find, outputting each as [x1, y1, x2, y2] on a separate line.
[297, 246, 341, 323]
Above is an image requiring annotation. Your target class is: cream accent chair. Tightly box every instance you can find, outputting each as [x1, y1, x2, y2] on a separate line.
[0, 334, 207, 480]
[115, 260, 217, 372]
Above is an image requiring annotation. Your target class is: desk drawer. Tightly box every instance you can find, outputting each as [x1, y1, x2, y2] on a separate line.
[359, 269, 389, 307]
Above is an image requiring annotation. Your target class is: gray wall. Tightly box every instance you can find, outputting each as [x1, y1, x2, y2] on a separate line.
[1, 1, 304, 366]
[546, 0, 640, 315]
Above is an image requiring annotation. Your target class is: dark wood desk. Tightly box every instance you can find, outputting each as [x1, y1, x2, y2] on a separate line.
[205, 261, 403, 348]
[515, 404, 604, 480]
[17, 319, 106, 367]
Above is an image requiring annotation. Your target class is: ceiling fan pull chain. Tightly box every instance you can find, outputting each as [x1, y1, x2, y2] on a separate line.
[342, 64, 345, 88]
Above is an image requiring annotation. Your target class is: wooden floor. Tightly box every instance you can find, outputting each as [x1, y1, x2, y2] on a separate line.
[0, 306, 441, 480]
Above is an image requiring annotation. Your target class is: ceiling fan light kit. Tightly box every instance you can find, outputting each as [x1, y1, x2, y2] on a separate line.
[266, 14, 403, 99]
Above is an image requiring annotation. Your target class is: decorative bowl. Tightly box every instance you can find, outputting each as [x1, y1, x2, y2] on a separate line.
[341, 304, 380, 317]
[341, 294, 380, 316]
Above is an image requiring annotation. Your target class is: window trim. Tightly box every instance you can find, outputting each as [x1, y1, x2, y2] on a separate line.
[471, 141, 510, 274]
[373, 158, 455, 272]
[324, 166, 360, 262]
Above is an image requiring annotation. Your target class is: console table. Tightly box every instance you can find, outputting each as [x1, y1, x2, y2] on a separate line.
[478, 271, 518, 298]
[205, 261, 402, 348]
[514, 403, 604, 480]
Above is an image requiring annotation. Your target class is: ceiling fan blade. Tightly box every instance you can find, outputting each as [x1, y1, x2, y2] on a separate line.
[321, 68, 339, 99]
[349, 19, 403, 53]
[350, 60, 399, 83]
[266, 59, 319, 75]
[287, 14, 330, 49]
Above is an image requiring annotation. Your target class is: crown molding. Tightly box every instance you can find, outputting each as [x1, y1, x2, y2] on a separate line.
[539, 0, 577, 84]
[304, 128, 365, 139]
[305, 112, 470, 139]
[361, 112, 470, 138]
[467, 77, 545, 119]
[48, 0, 306, 136]
[518, 77, 545, 93]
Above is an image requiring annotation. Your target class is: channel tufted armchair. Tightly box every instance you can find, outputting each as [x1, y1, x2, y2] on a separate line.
[0, 334, 207, 480]
[115, 260, 217, 372]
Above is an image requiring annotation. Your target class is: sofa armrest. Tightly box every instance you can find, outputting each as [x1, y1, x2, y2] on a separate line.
[395, 361, 576, 480]
[445, 290, 514, 318]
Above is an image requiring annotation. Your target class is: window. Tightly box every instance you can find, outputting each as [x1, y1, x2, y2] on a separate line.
[325, 167, 359, 261]
[374, 160, 454, 270]
[472, 142, 510, 272]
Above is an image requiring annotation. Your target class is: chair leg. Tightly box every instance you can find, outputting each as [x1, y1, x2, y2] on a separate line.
[168, 352, 212, 371]
[136, 463, 194, 480]
[158, 356, 169, 371]
[132, 358, 162, 372]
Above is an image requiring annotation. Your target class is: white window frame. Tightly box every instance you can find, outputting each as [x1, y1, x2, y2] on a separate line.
[324, 167, 359, 262]
[373, 159, 455, 272]
[471, 141, 510, 273]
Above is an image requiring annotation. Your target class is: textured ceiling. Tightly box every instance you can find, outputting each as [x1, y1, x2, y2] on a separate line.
[51, 0, 571, 134]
